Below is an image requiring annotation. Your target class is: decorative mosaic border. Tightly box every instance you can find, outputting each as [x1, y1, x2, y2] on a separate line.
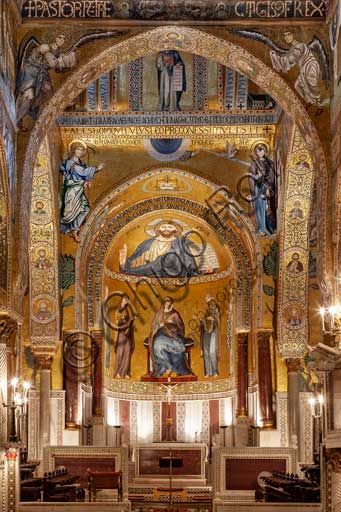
[0, 344, 7, 443]
[104, 378, 236, 400]
[104, 267, 233, 285]
[193, 55, 208, 111]
[0, 102, 12, 306]
[128, 58, 143, 112]
[278, 128, 315, 358]
[29, 138, 59, 347]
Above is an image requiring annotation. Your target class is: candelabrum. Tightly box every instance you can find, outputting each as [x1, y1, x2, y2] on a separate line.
[309, 392, 324, 479]
[2, 377, 30, 444]
[309, 393, 324, 420]
[320, 305, 341, 348]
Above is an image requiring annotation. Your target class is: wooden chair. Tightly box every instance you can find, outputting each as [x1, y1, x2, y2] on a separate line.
[87, 470, 123, 502]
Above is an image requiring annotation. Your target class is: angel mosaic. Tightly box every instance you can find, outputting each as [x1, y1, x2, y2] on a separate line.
[233, 30, 330, 107]
[16, 30, 127, 129]
[60, 140, 104, 243]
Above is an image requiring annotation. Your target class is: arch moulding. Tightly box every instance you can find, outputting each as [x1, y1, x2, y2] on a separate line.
[22, 26, 328, 358]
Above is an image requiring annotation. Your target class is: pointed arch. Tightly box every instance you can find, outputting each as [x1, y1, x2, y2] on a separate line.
[0, 135, 11, 308]
[22, 26, 329, 358]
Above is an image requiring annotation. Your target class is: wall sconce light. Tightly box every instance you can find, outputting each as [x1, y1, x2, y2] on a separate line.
[309, 394, 324, 419]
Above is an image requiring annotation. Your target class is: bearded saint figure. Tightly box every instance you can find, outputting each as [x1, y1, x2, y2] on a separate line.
[119, 220, 202, 278]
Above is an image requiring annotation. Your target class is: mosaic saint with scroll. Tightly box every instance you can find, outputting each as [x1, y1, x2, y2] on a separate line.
[113, 294, 135, 379]
[157, 50, 186, 111]
[119, 219, 217, 278]
[200, 296, 221, 378]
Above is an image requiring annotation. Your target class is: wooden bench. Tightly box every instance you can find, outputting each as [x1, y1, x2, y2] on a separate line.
[87, 470, 123, 502]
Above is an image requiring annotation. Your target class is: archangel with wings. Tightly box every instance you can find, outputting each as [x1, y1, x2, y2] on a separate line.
[16, 30, 127, 129]
[233, 30, 330, 107]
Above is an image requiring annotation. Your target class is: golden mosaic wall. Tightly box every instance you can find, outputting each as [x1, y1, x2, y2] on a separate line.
[278, 128, 315, 358]
[29, 138, 59, 349]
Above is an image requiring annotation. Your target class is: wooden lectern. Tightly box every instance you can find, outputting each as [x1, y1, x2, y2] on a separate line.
[159, 450, 183, 510]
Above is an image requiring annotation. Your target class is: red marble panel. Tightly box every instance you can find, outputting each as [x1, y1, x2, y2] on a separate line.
[225, 458, 287, 490]
[209, 400, 219, 442]
[54, 456, 115, 488]
[138, 448, 201, 476]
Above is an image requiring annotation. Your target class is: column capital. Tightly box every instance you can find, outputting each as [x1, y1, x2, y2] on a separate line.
[62, 329, 81, 341]
[326, 449, 341, 472]
[286, 358, 301, 373]
[257, 330, 273, 345]
[36, 354, 53, 370]
[0, 316, 17, 344]
[237, 331, 248, 344]
[91, 330, 103, 339]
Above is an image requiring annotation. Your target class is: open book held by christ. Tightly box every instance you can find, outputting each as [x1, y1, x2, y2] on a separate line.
[172, 65, 184, 91]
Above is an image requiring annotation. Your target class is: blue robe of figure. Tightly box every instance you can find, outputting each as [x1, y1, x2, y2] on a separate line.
[120, 237, 201, 278]
[149, 303, 191, 377]
[249, 156, 276, 235]
[60, 157, 96, 234]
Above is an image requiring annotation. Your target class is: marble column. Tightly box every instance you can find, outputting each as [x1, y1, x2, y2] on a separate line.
[326, 449, 341, 512]
[91, 330, 105, 445]
[286, 358, 301, 453]
[91, 330, 103, 417]
[235, 332, 249, 446]
[63, 330, 80, 429]
[258, 331, 274, 428]
[0, 343, 7, 442]
[237, 332, 248, 417]
[37, 355, 52, 460]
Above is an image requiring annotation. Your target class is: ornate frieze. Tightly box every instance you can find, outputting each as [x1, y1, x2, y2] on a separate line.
[21, 0, 326, 20]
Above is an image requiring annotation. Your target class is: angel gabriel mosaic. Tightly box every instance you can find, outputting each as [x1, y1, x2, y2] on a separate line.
[60, 140, 105, 242]
[234, 29, 330, 107]
[16, 30, 126, 130]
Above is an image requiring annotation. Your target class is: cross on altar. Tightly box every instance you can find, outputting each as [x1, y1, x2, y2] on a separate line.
[160, 377, 178, 441]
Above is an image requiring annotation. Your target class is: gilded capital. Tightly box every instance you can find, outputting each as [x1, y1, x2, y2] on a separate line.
[36, 354, 53, 370]
[237, 331, 248, 345]
[0, 316, 17, 343]
[286, 358, 301, 373]
[257, 330, 272, 346]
